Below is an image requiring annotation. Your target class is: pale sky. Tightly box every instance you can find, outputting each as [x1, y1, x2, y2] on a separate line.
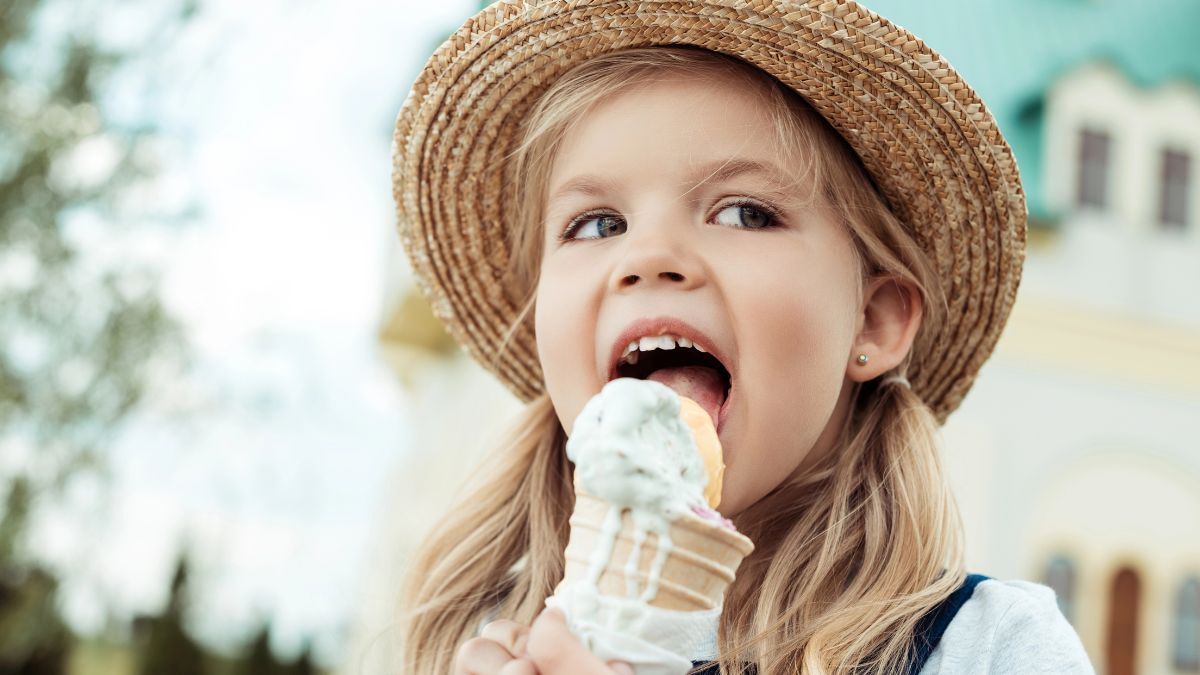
[27, 0, 478, 665]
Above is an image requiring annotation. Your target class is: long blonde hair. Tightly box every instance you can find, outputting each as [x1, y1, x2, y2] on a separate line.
[398, 47, 965, 675]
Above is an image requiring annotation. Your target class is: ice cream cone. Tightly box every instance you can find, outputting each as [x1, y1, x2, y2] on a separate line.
[557, 491, 754, 611]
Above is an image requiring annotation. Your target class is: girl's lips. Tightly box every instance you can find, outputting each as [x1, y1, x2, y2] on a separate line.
[606, 315, 736, 384]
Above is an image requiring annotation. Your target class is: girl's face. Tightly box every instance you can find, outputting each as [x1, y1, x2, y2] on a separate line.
[534, 72, 864, 516]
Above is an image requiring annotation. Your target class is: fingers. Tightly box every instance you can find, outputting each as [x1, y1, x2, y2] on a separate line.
[481, 619, 531, 657]
[497, 658, 538, 675]
[526, 607, 634, 674]
[606, 661, 635, 675]
[453, 636, 517, 675]
[525, 607, 580, 672]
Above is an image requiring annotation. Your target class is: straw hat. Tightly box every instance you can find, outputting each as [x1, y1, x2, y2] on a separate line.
[392, 0, 1026, 424]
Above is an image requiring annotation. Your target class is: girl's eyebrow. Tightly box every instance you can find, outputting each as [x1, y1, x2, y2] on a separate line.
[680, 157, 792, 197]
[548, 157, 793, 204]
[548, 174, 621, 203]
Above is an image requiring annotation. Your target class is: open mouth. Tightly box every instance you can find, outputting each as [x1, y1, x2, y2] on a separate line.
[613, 343, 734, 431]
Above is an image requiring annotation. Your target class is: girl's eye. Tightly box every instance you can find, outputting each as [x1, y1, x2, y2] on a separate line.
[560, 201, 779, 242]
[713, 202, 776, 229]
[563, 213, 627, 241]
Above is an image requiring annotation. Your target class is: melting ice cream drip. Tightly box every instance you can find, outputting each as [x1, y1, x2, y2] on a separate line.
[567, 378, 710, 622]
[552, 378, 750, 673]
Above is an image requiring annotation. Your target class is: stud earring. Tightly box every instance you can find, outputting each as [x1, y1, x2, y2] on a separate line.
[856, 354, 869, 365]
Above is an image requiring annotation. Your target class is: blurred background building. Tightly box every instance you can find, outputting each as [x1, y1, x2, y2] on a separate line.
[370, 2, 1200, 675]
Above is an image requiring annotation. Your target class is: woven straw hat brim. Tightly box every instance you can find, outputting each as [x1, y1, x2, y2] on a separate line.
[392, 0, 1027, 424]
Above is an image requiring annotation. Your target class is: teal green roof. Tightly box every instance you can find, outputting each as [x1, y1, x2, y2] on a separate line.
[859, 0, 1200, 220]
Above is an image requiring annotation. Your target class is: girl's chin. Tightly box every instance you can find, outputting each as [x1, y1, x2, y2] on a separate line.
[715, 473, 751, 519]
[719, 500, 747, 519]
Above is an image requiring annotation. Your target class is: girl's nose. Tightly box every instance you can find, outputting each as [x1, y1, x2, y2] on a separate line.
[608, 218, 706, 293]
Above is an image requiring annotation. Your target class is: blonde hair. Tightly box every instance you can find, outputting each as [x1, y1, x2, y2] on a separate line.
[399, 47, 966, 675]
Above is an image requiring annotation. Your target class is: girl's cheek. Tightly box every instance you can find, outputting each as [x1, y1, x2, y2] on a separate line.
[534, 279, 594, 435]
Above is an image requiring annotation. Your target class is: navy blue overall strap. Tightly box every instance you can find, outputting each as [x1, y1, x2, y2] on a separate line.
[904, 573, 990, 674]
[689, 573, 990, 675]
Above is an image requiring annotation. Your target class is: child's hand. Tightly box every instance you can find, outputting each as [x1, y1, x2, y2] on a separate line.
[524, 608, 635, 675]
[453, 609, 634, 675]
[453, 618, 529, 674]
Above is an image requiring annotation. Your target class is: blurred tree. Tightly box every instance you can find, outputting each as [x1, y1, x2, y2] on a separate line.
[0, 480, 70, 675]
[1, 0, 199, 670]
[236, 622, 286, 675]
[284, 640, 317, 675]
[136, 551, 206, 675]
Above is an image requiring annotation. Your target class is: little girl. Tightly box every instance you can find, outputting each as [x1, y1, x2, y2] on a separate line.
[390, 1, 1094, 673]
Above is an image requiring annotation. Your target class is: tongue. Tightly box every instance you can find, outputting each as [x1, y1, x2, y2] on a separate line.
[647, 366, 727, 427]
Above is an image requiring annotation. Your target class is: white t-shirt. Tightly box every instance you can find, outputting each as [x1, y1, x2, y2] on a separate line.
[688, 578, 1094, 674]
[916, 578, 1095, 674]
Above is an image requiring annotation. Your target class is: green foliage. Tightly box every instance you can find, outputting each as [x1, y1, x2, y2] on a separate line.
[0, 481, 70, 674]
[2, 3, 328, 672]
[1, 0, 196, 670]
[237, 624, 282, 675]
[0, 556, 71, 674]
[284, 642, 317, 675]
[1, 0, 190, 509]
[232, 625, 323, 675]
[135, 552, 206, 675]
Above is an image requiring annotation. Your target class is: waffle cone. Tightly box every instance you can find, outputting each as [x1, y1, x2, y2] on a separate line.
[556, 491, 754, 611]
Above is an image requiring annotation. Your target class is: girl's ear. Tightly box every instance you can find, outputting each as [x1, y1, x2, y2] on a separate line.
[847, 276, 923, 382]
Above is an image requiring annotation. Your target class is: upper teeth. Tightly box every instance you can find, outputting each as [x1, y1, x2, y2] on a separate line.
[619, 334, 706, 365]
